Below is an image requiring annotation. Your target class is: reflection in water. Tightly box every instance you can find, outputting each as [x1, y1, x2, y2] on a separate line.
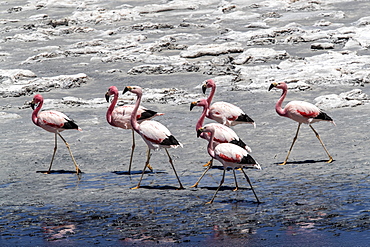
[42, 223, 76, 241]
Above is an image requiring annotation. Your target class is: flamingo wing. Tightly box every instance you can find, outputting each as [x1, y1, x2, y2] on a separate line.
[286, 101, 320, 118]
[208, 102, 243, 124]
[37, 110, 79, 133]
[139, 120, 182, 148]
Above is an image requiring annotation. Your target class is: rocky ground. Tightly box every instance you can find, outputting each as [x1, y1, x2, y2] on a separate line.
[0, 0, 369, 246]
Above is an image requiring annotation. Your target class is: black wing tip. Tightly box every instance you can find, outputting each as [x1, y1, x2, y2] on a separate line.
[63, 119, 79, 130]
[236, 114, 254, 123]
[229, 139, 247, 149]
[240, 154, 256, 165]
[315, 111, 333, 122]
[161, 135, 181, 146]
[138, 109, 158, 120]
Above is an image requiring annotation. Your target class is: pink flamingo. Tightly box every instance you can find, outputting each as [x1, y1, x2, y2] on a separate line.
[268, 82, 335, 165]
[190, 98, 252, 189]
[197, 125, 261, 204]
[105, 86, 163, 174]
[31, 94, 81, 174]
[202, 79, 255, 127]
[122, 86, 184, 189]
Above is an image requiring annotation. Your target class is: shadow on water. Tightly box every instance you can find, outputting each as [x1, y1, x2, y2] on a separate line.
[272, 159, 333, 165]
[36, 170, 81, 174]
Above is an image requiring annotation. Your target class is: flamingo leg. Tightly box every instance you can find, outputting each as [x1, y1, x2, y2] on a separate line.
[131, 148, 152, 189]
[309, 125, 333, 163]
[127, 130, 135, 175]
[57, 133, 81, 175]
[165, 149, 184, 189]
[206, 169, 226, 204]
[190, 158, 213, 188]
[280, 123, 302, 165]
[241, 169, 260, 203]
[46, 133, 58, 174]
[232, 169, 239, 191]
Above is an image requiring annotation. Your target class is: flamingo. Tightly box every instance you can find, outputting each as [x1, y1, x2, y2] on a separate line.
[105, 86, 163, 174]
[122, 86, 184, 189]
[202, 79, 255, 127]
[190, 98, 252, 189]
[30, 94, 81, 174]
[268, 82, 335, 165]
[197, 125, 261, 204]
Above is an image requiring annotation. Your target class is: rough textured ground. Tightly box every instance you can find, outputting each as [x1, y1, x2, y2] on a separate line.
[1, 0, 369, 246]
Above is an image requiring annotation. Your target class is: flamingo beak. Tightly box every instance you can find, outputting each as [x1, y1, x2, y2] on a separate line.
[197, 127, 204, 138]
[122, 86, 131, 95]
[202, 84, 208, 94]
[190, 101, 197, 111]
[30, 100, 36, 110]
[105, 92, 110, 102]
[268, 82, 278, 91]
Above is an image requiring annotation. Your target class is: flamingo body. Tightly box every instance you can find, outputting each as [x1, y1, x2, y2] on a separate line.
[197, 125, 261, 203]
[202, 79, 255, 127]
[105, 86, 163, 174]
[269, 82, 334, 165]
[123, 86, 184, 189]
[31, 94, 81, 174]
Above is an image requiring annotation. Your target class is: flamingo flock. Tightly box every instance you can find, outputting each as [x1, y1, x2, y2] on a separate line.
[30, 79, 335, 204]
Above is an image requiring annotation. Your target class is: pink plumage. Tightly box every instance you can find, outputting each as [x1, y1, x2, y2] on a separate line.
[197, 125, 261, 204]
[202, 79, 255, 127]
[31, 94, 81, 174]
[269, 81, 334, 165]
[122, 86, 184, 189]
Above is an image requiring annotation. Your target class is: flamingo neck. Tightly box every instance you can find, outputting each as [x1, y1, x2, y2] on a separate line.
[106, 92, 118, 126]
[131, 92, 142, 132]
[196, 104, 208, 130]
[207, 130, 216, 159]
[32, 100, 42, 127]
[206, 84, 216, 106]
[276, 88, 287, 117]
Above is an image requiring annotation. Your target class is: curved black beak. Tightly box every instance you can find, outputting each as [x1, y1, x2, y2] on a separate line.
[30, 100, 36, 110]
[190, 101, 197, 111]
[122, 86, 130, 95]
[105, 92, 110, 102]
[197, 128, 203, 138]
[202, 84, 207, 94]
[268, 83, 277, 91]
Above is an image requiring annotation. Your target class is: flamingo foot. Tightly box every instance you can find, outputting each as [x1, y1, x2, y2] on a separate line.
[147, 164, 153, 172]
[189, 182, 199, 188]
[233, 188, 238, 192]
[205, 200, 214, 205]
[278, 161, 287, 165]
[326, 158, 333, 163]
[130, 186, 140, 190]
[177, 185, 185, 190]
[203, 161, 212, 167]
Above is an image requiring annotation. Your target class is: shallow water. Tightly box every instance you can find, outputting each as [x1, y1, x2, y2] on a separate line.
[1, 0, 370, 246]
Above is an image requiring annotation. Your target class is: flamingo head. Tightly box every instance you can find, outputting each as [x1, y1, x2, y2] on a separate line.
[190, 98, 208, 111]
[30, 94, 43, 110]
[122, 86, 143, 95]
[105, 86, 118, 102]
[197, 125, 214, 138]
[268, 82, 287, 91]
[202, 79, 215, 94]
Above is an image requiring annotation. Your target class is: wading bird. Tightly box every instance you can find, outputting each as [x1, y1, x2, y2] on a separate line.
[190, 99, 251, 189]
[105, 86, 163, 174]
[30, 94, 81, 174]
[202, 79, 255, 127]
[123, 86, 184, 189]
[268, 82, 335, 165]
[197, 125, 261, 204]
